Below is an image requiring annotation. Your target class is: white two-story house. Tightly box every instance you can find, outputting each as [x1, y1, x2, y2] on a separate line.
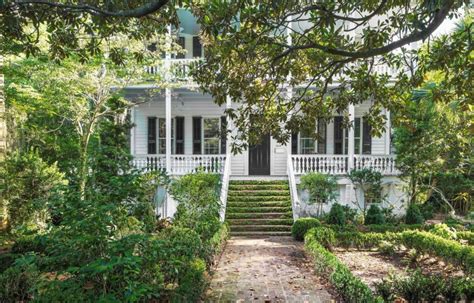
[127, 9, 407, 220]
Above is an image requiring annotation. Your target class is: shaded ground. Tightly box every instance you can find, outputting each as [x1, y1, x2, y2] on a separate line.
[334, 249, 465, 290]
[205, 237, 334, 303]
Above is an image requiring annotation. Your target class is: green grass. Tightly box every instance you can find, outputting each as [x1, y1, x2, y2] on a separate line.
[228, 190, 290, 197]
[226, 212, 293, 219]
[227, 201, 291, 207]
[229, 180, 288, 185]
[227, 195, 290, 202]
[228, 184, 289, 190]
[227, 206, 292, 213]
[227, 218, 294, 226]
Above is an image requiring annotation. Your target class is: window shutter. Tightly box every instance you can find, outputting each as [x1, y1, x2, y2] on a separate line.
[147, 117, 157, 154]
[317, 120, 327, 154]
[193, 36, 202, 58]
[334, 116, 343, 154]
[175, 116, 184, 154]
[291, 133, 298, 154]
[362, 118, 372, 154]
[220, 116, 227, 154]
[192, 117, 202, 154]
[176, 37, 185, 59]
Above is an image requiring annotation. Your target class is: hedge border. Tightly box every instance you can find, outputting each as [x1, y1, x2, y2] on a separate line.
[304, 228, 381, 303]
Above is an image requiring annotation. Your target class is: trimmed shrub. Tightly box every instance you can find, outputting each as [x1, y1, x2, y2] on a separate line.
[375, 271, 473, 303]
[335, 231, 400, 249]
[291, 218, 321, 241]
[304, 228, 379, 302]
[171, 258, 207, 302]
[327, 203, 346, 226]
[458, 231, 474, 245]
[307, 227, 336, 250]
[430, 223, 457, 240]
[365, 205, 385, 225]
[405, 204, 425, 224]
[400, 230, 474, 273]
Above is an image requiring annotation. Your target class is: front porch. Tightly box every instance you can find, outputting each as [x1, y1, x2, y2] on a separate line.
[131, 153, 399, 176]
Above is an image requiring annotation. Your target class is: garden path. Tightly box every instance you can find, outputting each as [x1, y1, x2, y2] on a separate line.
[205, 236, 334, 303]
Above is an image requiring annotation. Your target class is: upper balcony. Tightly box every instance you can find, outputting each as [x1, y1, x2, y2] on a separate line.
[142, 58, 400, 87]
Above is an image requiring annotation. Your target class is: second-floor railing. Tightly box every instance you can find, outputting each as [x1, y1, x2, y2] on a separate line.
[291, 154, 399, 176]
[145, 58, 202, 82]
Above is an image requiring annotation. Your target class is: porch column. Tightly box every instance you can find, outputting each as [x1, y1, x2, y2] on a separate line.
[226, 95, 232, 154]
[130, 106, 136, 155]
[165, 25, 172, 173]
[286, 15, 293, 156]
[385, 109, 391, 154]
[347, 104, 355, 171]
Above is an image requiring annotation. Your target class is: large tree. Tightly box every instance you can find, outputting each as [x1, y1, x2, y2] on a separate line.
[1, 1, 470, 149]
[190, 1, 468, 149]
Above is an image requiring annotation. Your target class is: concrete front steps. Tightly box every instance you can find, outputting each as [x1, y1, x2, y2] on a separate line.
[226, 180, 293, 237]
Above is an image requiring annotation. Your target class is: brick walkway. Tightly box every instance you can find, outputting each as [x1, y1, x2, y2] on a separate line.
[205, 237, 334, 303]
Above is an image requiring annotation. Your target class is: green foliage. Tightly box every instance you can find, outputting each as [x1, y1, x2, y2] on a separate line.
[457, 231, 474, 245]
[430, 223, 458, 240]
[300, 173, 337, 216]
[171, 172, 222, 246]
[375, 271, 473, 303]
[304, 228, 378, 303]
[393, 81, 473, 209]
[0, 151, 66, 231]
[348, 169, 384, 218]
[334, 231, 399, 250]
[291, 218, 321, 241]
[306, 227, 336, 250]
[365, 204, 385, 225]
[400, 230, 474, 273]
[327, 203, 346, 226]
[0, 255, 40, 302]
[405, 204, 425, 224]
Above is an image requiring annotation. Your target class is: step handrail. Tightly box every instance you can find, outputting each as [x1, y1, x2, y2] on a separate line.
[219, 152, 231, 222]
[287, 154, 300, 221]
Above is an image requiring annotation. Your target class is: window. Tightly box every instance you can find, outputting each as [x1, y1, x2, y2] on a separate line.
[299, 129, 316, 154]
[317, 120, 327, 154]
[176, 37, 185, 59]
[193, 36, 203, 58]
[354, 117, 361, 154]
[203, 118, 220, 154]
[158, 118, 175, 154]
[147, 117, 157, 154]
[354, 117, 372, 155]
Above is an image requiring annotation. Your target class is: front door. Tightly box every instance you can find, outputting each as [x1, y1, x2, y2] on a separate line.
[249, 134, 271, 175]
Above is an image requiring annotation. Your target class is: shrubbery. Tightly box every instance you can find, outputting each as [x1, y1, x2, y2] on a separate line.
[327, 203, 346, 226]
[291, 218, 321, 241]
[405, 204, 425, 224]
[365, 204, 385, 225]
[375, 270, 474, 302]
[299, 173, 337, 216]
[304, 228, 379, 302]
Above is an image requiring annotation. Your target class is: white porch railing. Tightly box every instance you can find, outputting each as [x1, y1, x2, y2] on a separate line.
[145, 58, 203, 82]
[132, 154, 226, 175]
[219, 154, 231, 222]
[287, 154, 300, 221]
[354, 155, 399, 175]
[291, 154, 399, 176]
[292, 154, 349, 175]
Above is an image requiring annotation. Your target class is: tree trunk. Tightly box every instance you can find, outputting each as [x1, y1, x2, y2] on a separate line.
[0, 56, 6, 159]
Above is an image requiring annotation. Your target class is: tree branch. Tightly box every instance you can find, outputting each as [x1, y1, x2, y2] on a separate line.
[12, 0, 170, 17]
[274, 0, 455, 61]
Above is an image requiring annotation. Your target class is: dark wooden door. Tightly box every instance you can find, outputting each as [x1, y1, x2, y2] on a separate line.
[249, 134, 271, 175]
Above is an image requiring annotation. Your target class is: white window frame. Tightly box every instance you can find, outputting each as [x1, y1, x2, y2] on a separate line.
[157, 117, 175, 155]
[202, 117, 221, 155]
[297, 123, 326, 154]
